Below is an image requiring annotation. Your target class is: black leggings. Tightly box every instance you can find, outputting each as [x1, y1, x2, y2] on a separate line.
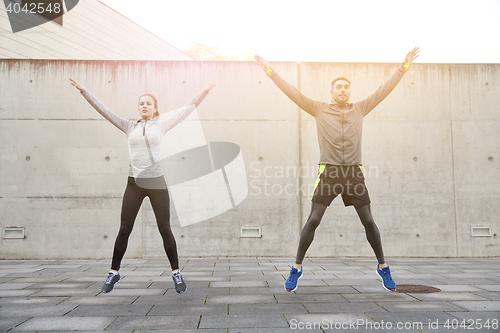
[295, 203, 385, 265]
[111, 177, 178, 271]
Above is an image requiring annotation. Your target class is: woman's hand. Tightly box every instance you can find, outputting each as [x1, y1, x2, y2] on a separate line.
[205, 78, 216, 92]
[69, 78, 84, 91]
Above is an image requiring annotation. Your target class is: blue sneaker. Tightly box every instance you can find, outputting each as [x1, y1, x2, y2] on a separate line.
[376, 265, 396, 291]
[284, 266, 303, 292]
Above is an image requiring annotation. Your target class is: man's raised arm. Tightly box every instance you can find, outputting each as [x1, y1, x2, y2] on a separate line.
[357, 47, 420, 116]
[255, 55, 320, 117]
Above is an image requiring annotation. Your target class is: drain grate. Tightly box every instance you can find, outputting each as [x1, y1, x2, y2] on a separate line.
[396, 285, 441, 293]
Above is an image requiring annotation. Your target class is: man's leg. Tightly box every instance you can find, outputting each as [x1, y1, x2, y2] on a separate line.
[295, 202, 328, 268]
[285, 202, 327, 292]
[285, 164, 335, 292]
[354, 204, 385, 266]
[354, 204, 396, 291]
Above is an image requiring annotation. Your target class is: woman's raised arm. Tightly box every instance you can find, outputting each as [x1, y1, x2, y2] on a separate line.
[70, 78, 132, 134]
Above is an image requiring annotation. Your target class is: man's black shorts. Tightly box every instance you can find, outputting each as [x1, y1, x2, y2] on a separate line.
[311, 164, 371, 207]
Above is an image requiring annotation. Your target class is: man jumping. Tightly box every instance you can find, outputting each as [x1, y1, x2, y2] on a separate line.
[255, 47, 419, 292]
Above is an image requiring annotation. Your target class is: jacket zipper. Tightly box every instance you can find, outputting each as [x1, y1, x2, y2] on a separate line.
[143, 119, 147, 136]
[341, 107, 345, 164]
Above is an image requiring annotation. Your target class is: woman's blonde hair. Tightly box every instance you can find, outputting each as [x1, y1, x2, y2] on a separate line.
[139, 94, 160, 121]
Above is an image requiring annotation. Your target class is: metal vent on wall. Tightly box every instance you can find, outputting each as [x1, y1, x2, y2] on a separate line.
[3, 227, 25, 239]
[470, 227, 491, 237]
[240, 227, 262, 238]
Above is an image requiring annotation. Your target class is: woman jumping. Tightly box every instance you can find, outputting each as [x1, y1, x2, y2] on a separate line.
[69, 77, 216, 294]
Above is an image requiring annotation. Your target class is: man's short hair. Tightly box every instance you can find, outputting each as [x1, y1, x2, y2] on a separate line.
[331, 77, 351, 89]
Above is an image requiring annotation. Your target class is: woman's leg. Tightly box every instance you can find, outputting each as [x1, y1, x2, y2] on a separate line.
[354, 204, 385, 265]
[147, 185, 179, 271]
[111, 178, 145, 271]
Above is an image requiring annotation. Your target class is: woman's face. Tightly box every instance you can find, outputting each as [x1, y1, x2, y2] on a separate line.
[138, 95, 157, 119]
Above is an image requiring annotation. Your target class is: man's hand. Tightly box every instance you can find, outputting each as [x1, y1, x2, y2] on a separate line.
[254, 55, 271, 71]
[405, 47, 420, 66]
[69, 78, 84, 91]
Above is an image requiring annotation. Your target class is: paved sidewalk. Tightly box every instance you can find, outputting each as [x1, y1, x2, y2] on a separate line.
[0, 257, 499, 332]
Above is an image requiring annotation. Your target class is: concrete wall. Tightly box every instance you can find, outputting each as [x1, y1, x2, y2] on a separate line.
[0, 0, 191, 60]
[0, 59, 498, 260]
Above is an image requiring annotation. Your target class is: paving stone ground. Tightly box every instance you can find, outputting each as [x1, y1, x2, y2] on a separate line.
[0, 257, 499, 332]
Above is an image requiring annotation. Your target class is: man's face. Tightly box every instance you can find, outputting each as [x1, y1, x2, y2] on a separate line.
[330, 80, 351, 105]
